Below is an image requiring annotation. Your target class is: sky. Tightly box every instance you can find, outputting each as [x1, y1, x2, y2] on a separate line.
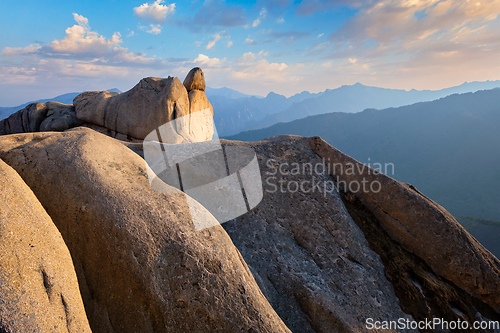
[1, 0, 500, 106]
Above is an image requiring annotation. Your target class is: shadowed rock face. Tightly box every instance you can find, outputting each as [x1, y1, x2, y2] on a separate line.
[0, 158, 91, 333]
[0, 102, 83, 135]
[308, 136, 500, 316]
[221, 136, 413, 333]
[0, 128, 289, 333]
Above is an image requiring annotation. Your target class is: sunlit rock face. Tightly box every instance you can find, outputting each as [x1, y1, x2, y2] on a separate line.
[74, 67, 214, 142]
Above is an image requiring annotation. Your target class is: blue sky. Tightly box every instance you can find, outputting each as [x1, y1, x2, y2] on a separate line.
[1, 0, 500, 106]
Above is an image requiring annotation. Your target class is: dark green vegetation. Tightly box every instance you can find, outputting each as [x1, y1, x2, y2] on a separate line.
[456, 216, 500, 259]
[228, 88, 500, 222]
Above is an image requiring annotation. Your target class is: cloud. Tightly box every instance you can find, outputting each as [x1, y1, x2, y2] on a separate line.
[183, 0, 248, 32]
[194, 54, 226, 67]
[322, 0, 500, 75]
[330, 0, 500, 46]
[245, 38, 258, 45]
[295, 0, 367, 16]
[134, 0, 175, 24]
[253, 8, 268, 27]
[140, 24, 163, 34]
[230, 52, 290, 83]
[43, 13, 121, 56]
[226, 41, 233, 48]
[0, 13, 159, 68]
[265, 30, 310, 39]
[205, 34, 222, 50]
[1, 44, 41, 57]
[277, 18, 285, 24]
[258, 29, 310, 45]
[317, 33, 324, 38]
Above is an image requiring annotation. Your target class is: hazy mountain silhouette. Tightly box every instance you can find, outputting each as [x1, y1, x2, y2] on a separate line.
[205, 86, 263, 99]
[210, 80, 500, 135]
[253, 80, 500, 131]
[211, 90, 324, 135]
[228, 88, 500, 222]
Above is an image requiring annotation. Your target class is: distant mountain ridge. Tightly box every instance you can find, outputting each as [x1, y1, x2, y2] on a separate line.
[252, 80, 500, 132]
[212, 80, 500, 136]
[205, 86, 263, 99]
[228, 87, 500, 222]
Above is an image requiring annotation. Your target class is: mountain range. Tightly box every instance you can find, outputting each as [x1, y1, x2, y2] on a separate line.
[228, 88, 500, 223]
[213, 80, 500, 136]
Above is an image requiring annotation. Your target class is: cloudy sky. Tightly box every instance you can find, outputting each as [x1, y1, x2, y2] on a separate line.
[1, 0, 500, 106]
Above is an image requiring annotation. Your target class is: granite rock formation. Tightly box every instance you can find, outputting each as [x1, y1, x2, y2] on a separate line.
[0, 128, 289, 333]
[0, 68, 214, 142]
[0, 101, 83, 135]
[74, 69, 214, 141]
[0, 158, 91, 332]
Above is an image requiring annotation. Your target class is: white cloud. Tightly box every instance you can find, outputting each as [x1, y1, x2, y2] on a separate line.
[205, 34, 222, 50]
[230, 53, 289, 83]
[140, 24, 162, 34]
[134, 0, 175, 24]
[277, 18, 285, 24]
[317, 33, 324, 38]
[245, 38, 257, 45]
[252, 8, 267, 27]
[226, 41, 233, 48]
[237, 52, 257, 64]
[0, 13, 163, 84]
[46, 13, 121, 55]
[194, 54, 226, 67]
[1, 44, 41, 56]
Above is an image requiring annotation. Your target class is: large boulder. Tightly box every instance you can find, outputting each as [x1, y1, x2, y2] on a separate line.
[183, 67, 206, 92]
[0, 101, 82, 135]
[0, 128, 289, 333]
[74, 69, 214, 141]
[221, 136, 413, 332]
[308, 136, 500, 313]
[0, 158, 91, 332]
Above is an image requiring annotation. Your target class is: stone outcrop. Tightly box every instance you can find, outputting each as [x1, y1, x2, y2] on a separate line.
[308, 136, 500, 314]
[0, 158, 91, 332]
[74, 68, 214, 141]
[221, 136, 414, 332]
[0, 128, 289, 333]
[183, 67, 206, 92]
[0, 101, 83, 135]
[0, 68, 214, 143]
